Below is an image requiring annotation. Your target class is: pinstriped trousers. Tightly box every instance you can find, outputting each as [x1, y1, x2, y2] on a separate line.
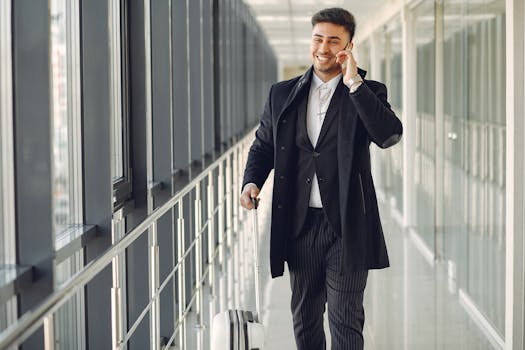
[287, 208, 368, 350]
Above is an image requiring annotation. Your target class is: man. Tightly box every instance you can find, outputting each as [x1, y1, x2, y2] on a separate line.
[240, 7, 402, 350]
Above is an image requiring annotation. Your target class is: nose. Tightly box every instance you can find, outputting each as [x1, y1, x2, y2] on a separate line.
[319, 41, 330, 53]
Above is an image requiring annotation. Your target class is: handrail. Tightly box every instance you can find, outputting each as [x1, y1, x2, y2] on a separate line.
[0, 129, 256, 349]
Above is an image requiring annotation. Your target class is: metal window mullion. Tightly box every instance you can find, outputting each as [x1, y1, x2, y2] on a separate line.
[200, 0, 205, 159]
[144, 0, 158, 346]
[185, 0, 192, 169]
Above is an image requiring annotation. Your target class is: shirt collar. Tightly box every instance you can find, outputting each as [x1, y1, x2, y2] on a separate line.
[311, 72, 342, 91]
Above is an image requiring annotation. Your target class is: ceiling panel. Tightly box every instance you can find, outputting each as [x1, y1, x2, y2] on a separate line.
[243, 0, 389, 66]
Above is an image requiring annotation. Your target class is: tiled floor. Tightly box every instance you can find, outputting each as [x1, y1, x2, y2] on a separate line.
[184, 179, 497, 349]
[256, 184, 496, 349]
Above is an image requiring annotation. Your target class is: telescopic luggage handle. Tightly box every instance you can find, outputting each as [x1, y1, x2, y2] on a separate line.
[250, 197, 261, 321]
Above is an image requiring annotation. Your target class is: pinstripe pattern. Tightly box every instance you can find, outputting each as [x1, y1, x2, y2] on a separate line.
[287, 209, 368, 350]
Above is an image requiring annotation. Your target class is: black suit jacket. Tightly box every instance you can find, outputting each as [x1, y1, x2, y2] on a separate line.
[242, 67, 403, 278]
[291, 78, 343, 239]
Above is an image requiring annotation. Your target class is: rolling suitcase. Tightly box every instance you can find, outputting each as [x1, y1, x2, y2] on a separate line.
[211, 198, 265, 350]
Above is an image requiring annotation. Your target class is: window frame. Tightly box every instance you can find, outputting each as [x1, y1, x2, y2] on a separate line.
[110, 0, 133, 211]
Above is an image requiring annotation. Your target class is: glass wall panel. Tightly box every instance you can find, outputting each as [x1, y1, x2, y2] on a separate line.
[1, 0, 18, 334]
[0, 0, 13, 266]
[442, 0, 506, 336]
[110, 0, 132, 210]
[356, 39, 371, 73]
[0, 1, 16, 264]
[414, 1, 436, 251]
[389, 22, 404, 214]
[372, 18, 403, 213]
[50, 0, 82, 236]
[50, 0, 85, 347]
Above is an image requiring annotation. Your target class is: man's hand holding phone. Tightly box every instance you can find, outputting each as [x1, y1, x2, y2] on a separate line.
[335, 43, 361, 90]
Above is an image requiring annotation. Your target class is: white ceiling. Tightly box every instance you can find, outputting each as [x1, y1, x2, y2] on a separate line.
[243, 0, 389, 67]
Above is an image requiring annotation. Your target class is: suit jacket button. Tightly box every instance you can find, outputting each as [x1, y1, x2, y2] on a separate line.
[280, 146, 286, 151]
[318, 177, 324, 182]
[306, 178, 311, 184]
[277, 204, 283, 209]
[280, 175, 285, 180]
[313, 152, 320, 158]
[281, 119, 287, 124]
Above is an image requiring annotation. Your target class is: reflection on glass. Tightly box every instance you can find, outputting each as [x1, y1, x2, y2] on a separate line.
[110, 0, 126, 181]
[373, 19, 404, 214]
[0, 0, 8, 266]
[442, 0, 506, 337]
[369, 18, 404, 213]
[355, 41, 371, 74]
[414, 0, 436, 251]
[51, 0, 72, 234]
[50, 0, 85, 348]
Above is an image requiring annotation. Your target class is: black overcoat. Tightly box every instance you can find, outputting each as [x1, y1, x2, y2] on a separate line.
[242, 67, 403, 278]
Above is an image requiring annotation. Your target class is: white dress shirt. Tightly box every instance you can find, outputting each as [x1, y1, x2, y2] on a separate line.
[307, 72, 342, 208]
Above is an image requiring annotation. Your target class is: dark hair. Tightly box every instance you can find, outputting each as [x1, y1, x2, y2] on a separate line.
[311, 8, 356, 40]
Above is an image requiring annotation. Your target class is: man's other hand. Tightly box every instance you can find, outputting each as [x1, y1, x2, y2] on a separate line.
[240, 183, 260, 210]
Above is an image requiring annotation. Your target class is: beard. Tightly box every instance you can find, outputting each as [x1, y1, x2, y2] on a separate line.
[314, 57, 341, 76]
[313, 55, 341, 74]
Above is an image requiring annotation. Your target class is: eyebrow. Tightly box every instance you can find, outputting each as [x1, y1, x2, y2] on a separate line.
[312, 33, 342, 40]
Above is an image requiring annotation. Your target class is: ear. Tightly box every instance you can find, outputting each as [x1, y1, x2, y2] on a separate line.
[348, 41, 354, 50]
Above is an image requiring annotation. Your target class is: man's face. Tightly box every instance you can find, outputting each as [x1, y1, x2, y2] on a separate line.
[310, 22, 352, 79]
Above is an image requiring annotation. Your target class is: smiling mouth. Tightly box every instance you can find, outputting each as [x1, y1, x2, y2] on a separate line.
[316, 55, 333, 63]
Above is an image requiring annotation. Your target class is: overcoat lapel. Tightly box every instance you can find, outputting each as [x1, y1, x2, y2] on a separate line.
[296, 95, 311, 148]
[316, 80, 344, 147]
[276, 68, 313, 128]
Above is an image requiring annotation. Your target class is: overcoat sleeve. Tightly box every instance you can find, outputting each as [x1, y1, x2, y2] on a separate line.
[350, 81, 403, 148]
[242, 85, 275, 191]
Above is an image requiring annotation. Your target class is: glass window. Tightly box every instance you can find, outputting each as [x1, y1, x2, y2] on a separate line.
[50, 0, 82, 237]
[368, 17, 403, 211]
[383, 21, 404, 214]
[442, 0, 506, 337]
[50, 0, 86, 348]
[0, 0, 14, 266]
[110, 0, 132, 209]
[414, 0, 436, 252]
[0, 0, 17, 335]
[110, 0, 125, 182]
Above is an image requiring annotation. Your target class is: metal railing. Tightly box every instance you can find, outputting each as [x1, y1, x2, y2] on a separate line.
[0, 131, 256, 349]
